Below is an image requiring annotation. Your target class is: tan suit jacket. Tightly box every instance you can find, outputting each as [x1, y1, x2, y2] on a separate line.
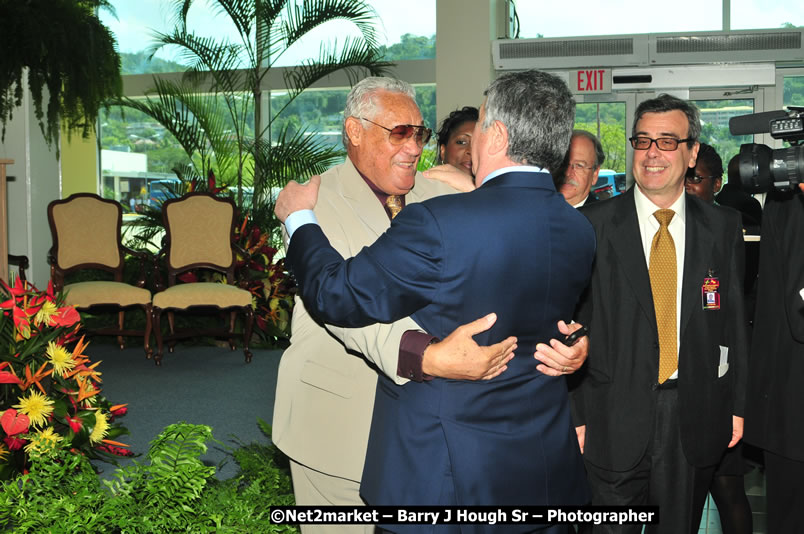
[272, 158, 456, 482]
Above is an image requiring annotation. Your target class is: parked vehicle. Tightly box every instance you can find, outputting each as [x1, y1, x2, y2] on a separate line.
[593, 169, 627, 199]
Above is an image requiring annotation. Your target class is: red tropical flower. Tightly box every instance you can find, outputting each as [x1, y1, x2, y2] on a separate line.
[1, 408, 30, 436]
[52, 306, 80, 327]
[66, 416, 83, 433]
[4, 437, 26, 451]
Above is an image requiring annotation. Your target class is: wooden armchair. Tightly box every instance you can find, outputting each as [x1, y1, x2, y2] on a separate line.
[151, 192, 253, 365]
[48, 193, 153, 357]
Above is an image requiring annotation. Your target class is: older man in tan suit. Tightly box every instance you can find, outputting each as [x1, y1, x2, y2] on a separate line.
[272, 77, 587, 533]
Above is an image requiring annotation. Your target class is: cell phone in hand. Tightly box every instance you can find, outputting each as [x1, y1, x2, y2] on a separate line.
[562, 325, 588, 347]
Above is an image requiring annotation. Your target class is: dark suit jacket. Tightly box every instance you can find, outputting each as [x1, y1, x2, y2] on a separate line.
[744, 191, 804, 462]
[572, 188, 748, 471]
[288, 171, 595, 529]
[716, 183, 762, 233]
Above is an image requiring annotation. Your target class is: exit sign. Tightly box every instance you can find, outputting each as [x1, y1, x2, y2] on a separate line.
[572, 69, 611, 94]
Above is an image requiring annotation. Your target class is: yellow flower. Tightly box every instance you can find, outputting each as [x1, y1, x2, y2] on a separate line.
[0, 443, 8, 461]
[46, 341, 75, 377]
[34, 300, 58, 327]
[13, 390, 54, 428]
[24, 427, 62, 455]
[89, 411, 109, 444]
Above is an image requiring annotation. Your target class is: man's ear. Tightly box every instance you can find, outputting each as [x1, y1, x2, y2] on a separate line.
[688, 141, 700, 168]
[489, 120, 509, 157]
[344, 117, 363, 148]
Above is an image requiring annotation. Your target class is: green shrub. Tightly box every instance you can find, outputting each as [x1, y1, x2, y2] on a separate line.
[0, 420, 298, 533]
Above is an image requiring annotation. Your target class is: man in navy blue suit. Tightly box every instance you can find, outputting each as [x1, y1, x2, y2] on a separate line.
[276, 70, 596, 533]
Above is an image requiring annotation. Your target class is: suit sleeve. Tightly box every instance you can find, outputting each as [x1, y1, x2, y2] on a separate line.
[323, 319, 423, 385]
[725, 214, 749, 416]
[288, 203, 443, 329]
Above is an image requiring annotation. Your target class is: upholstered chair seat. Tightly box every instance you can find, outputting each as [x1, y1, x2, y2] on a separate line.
[152, 282, 251, 310]
[64, 281, 152, 308]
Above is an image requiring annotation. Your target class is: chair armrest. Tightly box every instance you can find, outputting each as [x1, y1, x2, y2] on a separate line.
[8, 254, 29, 282]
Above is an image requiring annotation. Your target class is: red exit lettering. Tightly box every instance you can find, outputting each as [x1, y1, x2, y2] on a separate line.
[576, 69, 606, 92]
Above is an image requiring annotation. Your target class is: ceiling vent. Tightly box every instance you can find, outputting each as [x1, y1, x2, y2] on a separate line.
[493, 28, 804, 70]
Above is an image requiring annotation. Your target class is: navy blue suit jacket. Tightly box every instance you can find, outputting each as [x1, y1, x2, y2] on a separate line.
[288, 171, 596, 531]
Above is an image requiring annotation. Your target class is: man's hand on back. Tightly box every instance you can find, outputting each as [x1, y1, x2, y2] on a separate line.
[275, 175, 321, 222]
[422, 313, 517, 380]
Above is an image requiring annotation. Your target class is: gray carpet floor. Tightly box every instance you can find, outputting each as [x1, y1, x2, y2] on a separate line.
[88, 342, 283, 480]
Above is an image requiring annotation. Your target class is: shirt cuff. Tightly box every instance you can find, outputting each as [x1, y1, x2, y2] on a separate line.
[285, 210, 318, 239]
[398, 330, 438, 382]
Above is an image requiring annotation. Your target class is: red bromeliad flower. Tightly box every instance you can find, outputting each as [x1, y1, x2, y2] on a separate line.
[4, 437, 26, 451]
[109, 404, 128, 417]
[65, 416, 83, 433]
[97, 443, 135, 457]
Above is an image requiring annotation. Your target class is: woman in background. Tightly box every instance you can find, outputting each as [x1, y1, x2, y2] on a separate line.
[423, 106, 478, 192]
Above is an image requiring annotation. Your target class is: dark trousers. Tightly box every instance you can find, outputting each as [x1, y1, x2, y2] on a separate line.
[583, 387, 715, 534]
[765, 450, 804, 534]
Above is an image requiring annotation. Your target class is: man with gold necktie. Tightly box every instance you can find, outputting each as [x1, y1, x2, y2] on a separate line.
[272, 76, 589, 534]
[570, 94, 748, 534]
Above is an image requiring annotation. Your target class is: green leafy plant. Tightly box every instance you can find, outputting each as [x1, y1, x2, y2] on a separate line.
[0, 0, 122, 147]
[0, 420, 298, 533]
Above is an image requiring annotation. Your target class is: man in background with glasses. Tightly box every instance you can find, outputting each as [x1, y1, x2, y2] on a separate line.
[272, 76, 588, 533]
[559, 130, 605, 208]
[571, 94, 748, 533]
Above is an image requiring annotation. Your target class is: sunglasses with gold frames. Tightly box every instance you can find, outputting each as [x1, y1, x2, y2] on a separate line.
[359, 117, 432, 147]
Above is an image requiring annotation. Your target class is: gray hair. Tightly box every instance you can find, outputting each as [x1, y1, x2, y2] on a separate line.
[572, 129, 605, 169]
[481, 70, 575, 174]
[342, 77, 417, 148]
[632, 94, 701, 147]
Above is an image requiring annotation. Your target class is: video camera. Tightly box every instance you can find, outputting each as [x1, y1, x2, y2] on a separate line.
[728, 106, 804, 193]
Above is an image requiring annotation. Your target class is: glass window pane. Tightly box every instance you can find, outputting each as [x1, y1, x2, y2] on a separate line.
[99, 104, 191, 210]
[692, 99, 755, 181]
[516, 1, 720, 38]
[731, 1, 804, 30]
[102, 0, 435, 75]
[574, 102, 627, 198]
[784, 76, 804, 107]
[269, 84, 436, 165]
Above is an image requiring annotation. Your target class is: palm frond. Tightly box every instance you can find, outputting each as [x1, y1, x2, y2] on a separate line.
[277, 0, 380, 54]
[250, 123, 344, 203]
[273, 37, 392, 120]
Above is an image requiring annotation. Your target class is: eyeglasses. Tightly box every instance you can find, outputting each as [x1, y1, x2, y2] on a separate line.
[359, 117, 432, 147]
[685, 174, 718, 184]
[629, 137, 691, 151]
[568, 162, 596, 173]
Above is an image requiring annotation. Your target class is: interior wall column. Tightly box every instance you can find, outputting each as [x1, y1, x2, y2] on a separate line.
[0, 71, 61, 287]
[435, 0, 500, 126]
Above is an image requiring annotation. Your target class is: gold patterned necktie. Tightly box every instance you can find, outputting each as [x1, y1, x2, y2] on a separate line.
[386, 195, 403, 219]
[650, 209, 677, 384]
